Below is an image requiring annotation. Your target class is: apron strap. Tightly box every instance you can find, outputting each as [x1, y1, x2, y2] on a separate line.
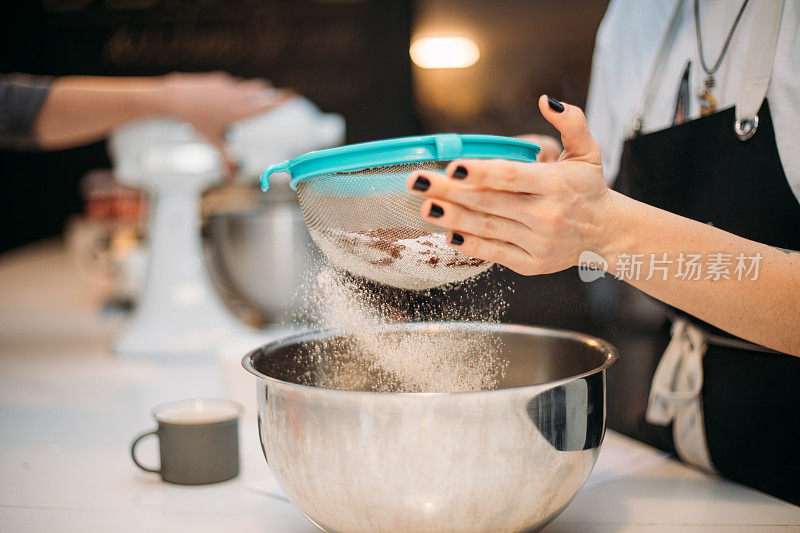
[734, 0, 785, 140]
[631, 0, 785, 141]
[630, 0, 687, 137]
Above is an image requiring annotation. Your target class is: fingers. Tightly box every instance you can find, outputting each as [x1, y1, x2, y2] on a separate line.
[419, 198, 532, 248]
[445, 231, 536, 276]
[208, 70, 233, 80]
[429, 159, 552, 194]
[215, 141, 239, 180]
[232, 88, 295, 121]
[251, 88, 296, 113]
[193, 125, 238, 179]
[240, 77, 273, 88]
[408, 170, 537, 220]
[537, 95, 600, 162]
[237, 78, 274, 95]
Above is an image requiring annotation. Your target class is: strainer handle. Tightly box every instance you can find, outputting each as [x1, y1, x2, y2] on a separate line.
[261, 162, 290, 191]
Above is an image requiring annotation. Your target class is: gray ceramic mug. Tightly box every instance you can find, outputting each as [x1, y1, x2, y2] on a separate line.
[131, 399, 242, 485]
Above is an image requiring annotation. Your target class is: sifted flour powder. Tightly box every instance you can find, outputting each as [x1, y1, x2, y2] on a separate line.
[309, 227, 492, 291]
[297, 265, 510, 393]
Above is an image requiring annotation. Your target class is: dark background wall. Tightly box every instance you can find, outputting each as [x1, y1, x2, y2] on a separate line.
[0, 0, 416, 252]
[0, 0, 608, 256]
[412, 0, 608, 136]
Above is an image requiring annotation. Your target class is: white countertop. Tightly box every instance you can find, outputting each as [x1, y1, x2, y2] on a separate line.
[1, 240, 798, 532]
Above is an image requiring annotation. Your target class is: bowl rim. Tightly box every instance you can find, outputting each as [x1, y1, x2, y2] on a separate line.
[241, 321, 618, 397]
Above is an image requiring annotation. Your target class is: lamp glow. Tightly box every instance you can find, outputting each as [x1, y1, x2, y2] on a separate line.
[410, 37, 480, 69]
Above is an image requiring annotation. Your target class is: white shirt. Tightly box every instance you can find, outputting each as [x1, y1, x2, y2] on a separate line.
[586, 0, 800, 202]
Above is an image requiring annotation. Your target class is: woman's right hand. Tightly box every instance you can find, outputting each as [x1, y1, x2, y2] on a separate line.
[408, 95, 614, 277]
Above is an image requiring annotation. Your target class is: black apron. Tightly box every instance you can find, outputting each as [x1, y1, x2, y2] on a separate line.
[606, 99, 800, 504]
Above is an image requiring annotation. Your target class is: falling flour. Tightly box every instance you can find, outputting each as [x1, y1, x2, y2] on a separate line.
[296, 265, 510, 393]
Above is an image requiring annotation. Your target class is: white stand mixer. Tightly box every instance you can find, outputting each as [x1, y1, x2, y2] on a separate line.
[109, 97, 345, 358]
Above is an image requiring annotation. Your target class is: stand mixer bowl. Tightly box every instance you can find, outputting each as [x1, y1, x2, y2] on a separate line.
[243, 322, 617, 533]
[205, 181, 322, 325]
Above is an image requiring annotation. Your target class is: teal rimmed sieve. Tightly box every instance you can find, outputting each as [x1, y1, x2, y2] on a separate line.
[261, 134, 540, 290]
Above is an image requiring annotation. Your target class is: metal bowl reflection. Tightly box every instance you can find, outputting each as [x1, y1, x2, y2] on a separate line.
[243, 322, 617, 533]
[204, 183, 321, 325]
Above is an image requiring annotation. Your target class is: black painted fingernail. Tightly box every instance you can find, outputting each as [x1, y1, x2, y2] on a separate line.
[412, 175, 430, 191]
[451, 233, 464, 245]
[452, 165, 468, 179]
[428, 203, 444, 218]
[547, 96, 565, 113]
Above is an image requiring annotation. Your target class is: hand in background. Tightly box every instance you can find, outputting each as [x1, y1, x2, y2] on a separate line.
[35, 71, 294, 176]
[157, 71, 294, 174]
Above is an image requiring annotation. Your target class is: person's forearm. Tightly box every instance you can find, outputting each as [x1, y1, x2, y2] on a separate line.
[34, 76, 169, 149]
[601, 190, 800, 355]
[409, 97, 800, 355]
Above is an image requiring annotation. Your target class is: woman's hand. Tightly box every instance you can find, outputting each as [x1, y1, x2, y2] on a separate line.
[407, 95, 616, 276]
[35, 72, 294, 176]
[157, 71, 294, 174]
[407, 95, 800, 354]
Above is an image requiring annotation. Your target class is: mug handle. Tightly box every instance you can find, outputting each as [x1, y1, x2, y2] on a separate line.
[130, 429, 160, 473]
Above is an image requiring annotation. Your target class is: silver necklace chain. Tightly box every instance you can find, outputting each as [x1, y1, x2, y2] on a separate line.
[694, 0, 751, 76]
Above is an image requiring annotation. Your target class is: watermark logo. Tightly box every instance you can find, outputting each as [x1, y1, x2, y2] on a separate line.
[578, 250, 608, 282]
[577, 251, 763, 282]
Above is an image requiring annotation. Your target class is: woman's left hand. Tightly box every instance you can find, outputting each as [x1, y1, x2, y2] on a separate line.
[407, 95, 618, 276]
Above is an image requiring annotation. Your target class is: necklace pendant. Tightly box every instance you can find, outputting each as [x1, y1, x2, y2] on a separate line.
[698, 75, 717, 116]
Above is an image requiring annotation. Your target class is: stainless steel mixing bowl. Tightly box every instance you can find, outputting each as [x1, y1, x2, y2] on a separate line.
[243, 322, 617, 533]
[204, 182, 322, 324]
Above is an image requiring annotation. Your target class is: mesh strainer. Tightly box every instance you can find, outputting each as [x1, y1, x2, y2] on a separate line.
[261, 134, 540, 290]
